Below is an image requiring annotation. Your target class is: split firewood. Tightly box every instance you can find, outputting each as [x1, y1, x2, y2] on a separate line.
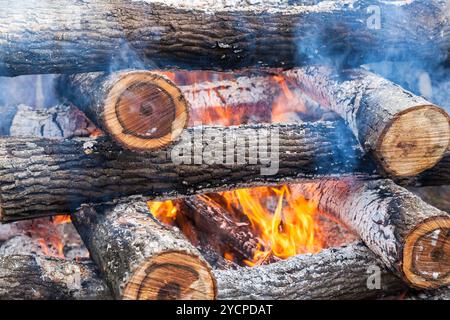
[71, 198, 216, 300]
[0, 0, 448, 76]
[292, 179, 450, 289]
[284, 66, 450, 177]
[0, 235, 111, 300]
[182, 195, 259, 263]
[215, 242, 406, 300]
[57, 71, 189, 151]
[0, 104, 97, 138]
[0, 121, 377, 222]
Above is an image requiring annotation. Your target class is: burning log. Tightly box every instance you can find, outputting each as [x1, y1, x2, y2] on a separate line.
[0, 121, 375, 222]
[0, 236, 111, 300]
[57, 71, 189, 151]
[0, 104, 96, 138]
[182, 195, 259, 263]
[292, 179, 450, 289]
[0, 0, 448, 76]
[215, 242, 406, 300]
[71, 199, 216, 300]
[285, 66, 450, 177]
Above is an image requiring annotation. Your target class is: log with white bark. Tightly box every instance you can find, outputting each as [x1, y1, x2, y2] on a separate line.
[284, 66, 450, 177]
[0, 235, 111, 300]
[0, 104, 96, 138]
[0, 0, 448, 75]
[292, 178, 450, 289]
[0, 121, 375, 222]
[72, 198, 216, 300]
[215, 242, 406, 300]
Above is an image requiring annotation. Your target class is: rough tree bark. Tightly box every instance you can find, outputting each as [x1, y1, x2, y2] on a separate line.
[292, 178, 450, 289]
[215, 241, 406, 300]
[0, 121, 375, 222]
[284, 66, 450, 177]
[0, 236, 111, 300]
[0, 0, 448, 75]
[57, 70, 189, 151]
[71, 198, 216, 300]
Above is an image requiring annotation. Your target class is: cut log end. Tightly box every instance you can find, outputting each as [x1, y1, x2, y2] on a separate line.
[378, 105, 449, 177]
[403, 216, 450, 289]
[103, 71, 189, 151]
[122, 251, 216, 300]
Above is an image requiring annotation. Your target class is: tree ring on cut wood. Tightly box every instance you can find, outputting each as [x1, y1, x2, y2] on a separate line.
[378, 105, 449, 177]
[103, 71, 189, 151]
[403, 216, 450, 289]
[122, 251, 217, 300]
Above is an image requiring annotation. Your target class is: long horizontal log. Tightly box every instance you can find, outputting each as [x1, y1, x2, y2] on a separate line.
[72, 198, 216, 300]
[284, 66, 450, 177]
[215, 242, 406, 300]
[0, 121, 377, 222]
[0, 236, 111, 300]
[292, 179, 450, 289]
[0, 0, 448, 76]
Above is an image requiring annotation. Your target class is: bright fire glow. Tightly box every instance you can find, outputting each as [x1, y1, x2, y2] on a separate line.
[148, 185, 323, 266]
[216, 185, 323, 266]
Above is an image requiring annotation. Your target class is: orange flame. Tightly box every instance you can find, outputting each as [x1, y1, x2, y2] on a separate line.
[218, 185, 323, 266]
[147, 200, 178, 225]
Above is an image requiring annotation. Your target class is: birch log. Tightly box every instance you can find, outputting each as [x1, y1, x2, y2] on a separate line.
[292, 179, 450, 289]
[0, 121, 374, 222]
[71, 199, 216, 300]
[0, 0, 448, 75]
[285, 66, 450, 177]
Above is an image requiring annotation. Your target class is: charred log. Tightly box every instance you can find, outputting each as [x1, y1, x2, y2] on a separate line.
[72, 198, 216, 300]
[0, 0, 448, 75]
[215, 242, 406, 300]
[292, 179, 450, 289]
[285, 66, 450, 177]
[0, 236, 111, 300]
[0, 121, 376, 222]
[182, 195, 259, 263]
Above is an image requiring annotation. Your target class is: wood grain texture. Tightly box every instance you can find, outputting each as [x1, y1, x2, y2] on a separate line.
[0, 0, 448, 75]
[57, 71, 189, 151]
[72, 198, 216, 300]
[285, 66, 450, 177]
[293, 178, 450, 289]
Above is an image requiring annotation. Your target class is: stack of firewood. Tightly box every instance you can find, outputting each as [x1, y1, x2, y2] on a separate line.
[0, 0, 449, 300]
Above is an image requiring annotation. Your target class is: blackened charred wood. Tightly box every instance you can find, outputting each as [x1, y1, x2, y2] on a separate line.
[215, 242, 406, 300]
[0, 0, 448, 76]
[183, 195, 259, 263]
[0, 121, 376, 222]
